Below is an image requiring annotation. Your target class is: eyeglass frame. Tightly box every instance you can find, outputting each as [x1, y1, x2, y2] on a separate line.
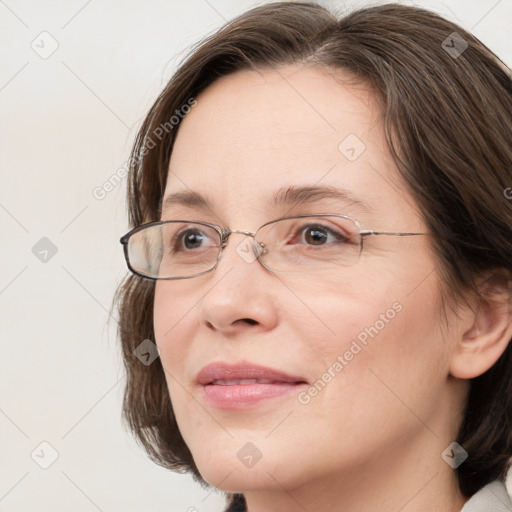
[120, 213, 428, 280]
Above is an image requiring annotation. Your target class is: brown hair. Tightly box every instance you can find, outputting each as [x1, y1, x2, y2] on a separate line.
[112, 2, 512, 509]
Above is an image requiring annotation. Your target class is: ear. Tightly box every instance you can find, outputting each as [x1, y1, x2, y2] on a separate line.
[450, 269, 512, 380]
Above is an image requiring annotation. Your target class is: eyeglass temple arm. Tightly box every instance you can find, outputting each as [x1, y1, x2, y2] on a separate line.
[360, 230, 428, 237]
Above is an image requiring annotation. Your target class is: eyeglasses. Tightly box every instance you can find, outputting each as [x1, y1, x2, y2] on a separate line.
[120, 214, 428, 280]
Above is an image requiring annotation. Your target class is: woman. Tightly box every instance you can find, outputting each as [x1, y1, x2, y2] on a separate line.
[114, 2, 512, 511]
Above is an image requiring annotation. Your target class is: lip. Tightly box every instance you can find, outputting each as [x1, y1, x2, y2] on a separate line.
[196, 362, 308, 410]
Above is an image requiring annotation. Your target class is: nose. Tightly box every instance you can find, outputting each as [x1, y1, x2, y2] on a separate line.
[198, 231, 279, 335]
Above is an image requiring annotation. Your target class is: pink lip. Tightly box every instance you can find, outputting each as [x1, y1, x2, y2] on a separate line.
[196, 362, 308, 410]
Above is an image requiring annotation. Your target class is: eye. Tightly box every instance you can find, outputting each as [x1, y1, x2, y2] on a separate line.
[169, 226, 217, 252]
[179, 229, 207, 249]
[296, 223, 349, 246]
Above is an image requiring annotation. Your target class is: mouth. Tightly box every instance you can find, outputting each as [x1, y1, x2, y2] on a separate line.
[210, 378, 298, 385]
[197, 362, 308, 409]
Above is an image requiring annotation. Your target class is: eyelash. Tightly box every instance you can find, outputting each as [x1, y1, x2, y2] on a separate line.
[289, 224, 349, 246]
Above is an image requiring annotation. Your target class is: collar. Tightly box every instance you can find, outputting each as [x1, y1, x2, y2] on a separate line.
[461, 481, 512, 512]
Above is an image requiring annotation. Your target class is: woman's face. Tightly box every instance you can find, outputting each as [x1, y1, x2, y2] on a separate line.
[153, 65, 463, 496]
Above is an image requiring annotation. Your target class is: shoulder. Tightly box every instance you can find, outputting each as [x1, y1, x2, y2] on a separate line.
[461, 480, 512, 512]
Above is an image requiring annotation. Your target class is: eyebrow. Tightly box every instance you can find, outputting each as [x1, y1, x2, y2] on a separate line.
[160, 184, 373, 216]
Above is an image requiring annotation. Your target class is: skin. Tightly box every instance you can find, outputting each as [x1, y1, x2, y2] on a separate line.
[152, 64, 510, 512]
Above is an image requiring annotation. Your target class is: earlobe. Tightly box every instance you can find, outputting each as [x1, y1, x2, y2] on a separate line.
[449, 270, 512, 380]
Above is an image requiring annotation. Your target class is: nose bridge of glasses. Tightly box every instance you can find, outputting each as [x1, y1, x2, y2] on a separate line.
[221, 228, 256, 246]
[226, 229, 256, 237]
[221, 229, 267, 259]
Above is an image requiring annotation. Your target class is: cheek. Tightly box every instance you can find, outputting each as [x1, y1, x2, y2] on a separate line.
[152, 284, 201, 442]
[278, 286, 448, 480]
[152, 283, 198, 383]
[292, 267, 448, 422]
[154, 282, 194, 336]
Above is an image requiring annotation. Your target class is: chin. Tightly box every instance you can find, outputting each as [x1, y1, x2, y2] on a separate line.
[188, 442, 295, 492]
[198, 462, 286, 493]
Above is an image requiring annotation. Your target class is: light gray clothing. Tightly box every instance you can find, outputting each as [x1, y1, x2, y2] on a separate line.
[461, 481, 512, 511]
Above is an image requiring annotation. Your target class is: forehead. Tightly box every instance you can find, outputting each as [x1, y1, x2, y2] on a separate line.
[169, 65, 379, 170]
[163, 65, 418, 226]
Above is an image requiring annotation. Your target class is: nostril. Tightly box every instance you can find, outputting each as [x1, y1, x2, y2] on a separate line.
[240, 318, 258, 325]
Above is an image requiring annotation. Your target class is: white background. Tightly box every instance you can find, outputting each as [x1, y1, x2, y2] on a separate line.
[1, 0, 511, 511]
